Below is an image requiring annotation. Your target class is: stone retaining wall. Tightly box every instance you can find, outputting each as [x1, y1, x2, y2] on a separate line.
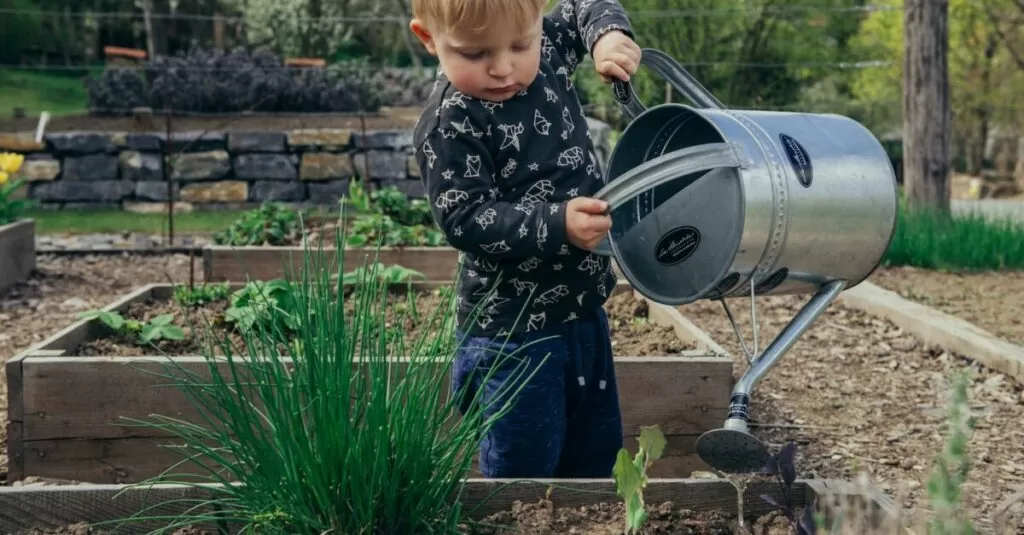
[0, 118, 612, 211]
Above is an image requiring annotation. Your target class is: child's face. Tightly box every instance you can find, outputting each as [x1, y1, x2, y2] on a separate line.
[411, 15, 543, 102]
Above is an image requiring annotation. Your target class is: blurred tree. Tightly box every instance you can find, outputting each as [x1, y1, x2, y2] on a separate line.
[851, 0, 1024, 174]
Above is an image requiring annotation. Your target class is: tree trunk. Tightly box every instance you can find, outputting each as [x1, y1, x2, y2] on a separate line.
[902, 0, 952, 213]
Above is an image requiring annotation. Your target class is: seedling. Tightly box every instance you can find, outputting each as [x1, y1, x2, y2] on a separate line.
[77, 309, 185, 345]
[759, 441, 817, 534]
[612, 425, 666, 534]
[173, 282, 232, 308]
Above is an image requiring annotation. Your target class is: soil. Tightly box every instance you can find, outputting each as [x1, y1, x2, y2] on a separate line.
[16, 503, 796, 535]
[0, 107, 423, 134]
[678, 292, 1024, 532]
[869, 266, 1024, 345]
[467, 498, 797, 535]
[71, 288, 696, 358]
[15, 523, 212, 535]
[604, 290, 698, 355]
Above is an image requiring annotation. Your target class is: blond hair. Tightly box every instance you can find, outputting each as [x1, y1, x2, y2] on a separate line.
[411, 0, 548, 36]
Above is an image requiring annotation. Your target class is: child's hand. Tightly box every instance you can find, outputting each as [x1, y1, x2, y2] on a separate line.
[592, 30, 641, 83]
[566, 197, 612, 251]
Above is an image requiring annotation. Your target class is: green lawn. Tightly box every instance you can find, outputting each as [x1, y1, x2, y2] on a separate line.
[26, 208, 246, 235]
[0, 68, 94, 117]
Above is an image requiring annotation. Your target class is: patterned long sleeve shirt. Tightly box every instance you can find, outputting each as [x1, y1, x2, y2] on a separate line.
[412, 0, 633, 338]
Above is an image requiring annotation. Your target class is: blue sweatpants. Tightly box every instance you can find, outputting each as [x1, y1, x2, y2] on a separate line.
[451, 307, 623, 478]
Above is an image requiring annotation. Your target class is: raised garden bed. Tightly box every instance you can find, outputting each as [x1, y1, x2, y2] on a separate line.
[5, 281, 733, 484]
[0, 219, 35, 294]
[0, 477, 902, 535]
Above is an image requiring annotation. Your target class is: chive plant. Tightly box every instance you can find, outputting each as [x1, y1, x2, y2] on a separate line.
[109, 209, 547, 534]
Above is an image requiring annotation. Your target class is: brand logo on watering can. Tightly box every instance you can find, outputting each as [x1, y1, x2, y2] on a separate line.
[779, 133, 813, 188]
[655, 226, 701, 265]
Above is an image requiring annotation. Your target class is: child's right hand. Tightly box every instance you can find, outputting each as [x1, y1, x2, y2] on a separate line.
[566, 197, 612, 251]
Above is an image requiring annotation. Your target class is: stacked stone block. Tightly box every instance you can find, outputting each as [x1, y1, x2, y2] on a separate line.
[0, 128, 420, 210]
[0, 117, 611, 210]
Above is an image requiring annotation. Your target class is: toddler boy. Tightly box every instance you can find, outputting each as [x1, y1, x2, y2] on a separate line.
[409, 0, 641, 478]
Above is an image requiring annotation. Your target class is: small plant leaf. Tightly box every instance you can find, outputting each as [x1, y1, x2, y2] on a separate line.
[162, 325, 186, 341]
[625, 491, 647, 533]
[612, 448, 642, 499]
[798, 499, 818, 535]
[638, 425, 666, 463]
[778, 441, 798, 487]
[150, 314, 174, 326]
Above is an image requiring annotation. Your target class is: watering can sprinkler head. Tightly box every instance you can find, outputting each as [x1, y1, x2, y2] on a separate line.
[694, 279, 848, 474]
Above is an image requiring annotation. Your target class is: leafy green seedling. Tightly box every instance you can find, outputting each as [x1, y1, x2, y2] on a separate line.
[139, 314, 186, 343]
[612, 425, 666, 534]
[77, 310, 185, 345]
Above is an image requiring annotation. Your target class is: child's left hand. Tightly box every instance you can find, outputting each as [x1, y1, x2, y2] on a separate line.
[592, 31, 641, 84]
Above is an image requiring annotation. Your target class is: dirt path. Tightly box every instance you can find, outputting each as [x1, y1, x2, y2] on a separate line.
[869, 266, 1024, 346]
[678, 294, 1024, 532]
[0, 253, 203, 481]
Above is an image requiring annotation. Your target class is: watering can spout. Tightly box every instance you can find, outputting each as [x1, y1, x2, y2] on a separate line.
[693, 279, 847, 474]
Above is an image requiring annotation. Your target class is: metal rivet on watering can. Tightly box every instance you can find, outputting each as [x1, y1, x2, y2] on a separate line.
[589, 48, 898, 474]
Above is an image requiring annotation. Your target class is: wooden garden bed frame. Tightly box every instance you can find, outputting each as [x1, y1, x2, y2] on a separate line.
[5, 281, 733, 484]
[0, 219, 35, 294]
[203, 244, 462, 282]
[0, 477, 902, 534]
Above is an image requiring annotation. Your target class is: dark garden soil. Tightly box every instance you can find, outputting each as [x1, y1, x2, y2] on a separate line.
[16, 524, 213, 535]
[0, 107, 424, 133]
[868, 266, 1024, 346]
[468, 498, 797, 535]
[13, 503, 796, 535]
[72, 289, 696, 358]
[604, 290, 698, 355]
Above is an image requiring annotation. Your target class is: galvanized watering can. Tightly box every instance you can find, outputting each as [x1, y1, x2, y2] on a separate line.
[590, 48, 898, 474]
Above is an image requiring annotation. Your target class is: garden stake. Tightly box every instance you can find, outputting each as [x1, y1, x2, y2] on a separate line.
[590, 48, 898, 474]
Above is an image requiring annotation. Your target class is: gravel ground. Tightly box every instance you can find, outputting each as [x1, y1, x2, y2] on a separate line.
[678, 292, 1024, 532]
[0, 253, 203, 480]
[870, 266, 1024, 346]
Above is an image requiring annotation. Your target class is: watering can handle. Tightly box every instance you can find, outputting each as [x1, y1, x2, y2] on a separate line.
[611, 48, 726, 120]
[589, 142, 743, 257]
[592, 142, 741, 213]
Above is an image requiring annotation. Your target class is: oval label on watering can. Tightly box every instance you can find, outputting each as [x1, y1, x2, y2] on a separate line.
[779, 133, 813, 188]
[654, 226, 701, 265]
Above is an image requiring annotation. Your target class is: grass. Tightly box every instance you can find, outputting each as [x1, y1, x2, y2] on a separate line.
[25, 208, 248, 235]
[0, 68, 94, 117]
[882, 198, 1024, 271]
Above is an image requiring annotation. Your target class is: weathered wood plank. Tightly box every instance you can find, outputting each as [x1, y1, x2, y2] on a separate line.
[203, 245, 462, 282]
[0, 478, 899, 534]
[840, 281, 1024, 384]
[0, 219, 36, 294]
[17, 355, 730, 440]
[15, 434, 708, 485]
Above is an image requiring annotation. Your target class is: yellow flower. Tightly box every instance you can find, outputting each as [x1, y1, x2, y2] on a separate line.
[0, 171, 7, 186]
[0, 152, 25, 174]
